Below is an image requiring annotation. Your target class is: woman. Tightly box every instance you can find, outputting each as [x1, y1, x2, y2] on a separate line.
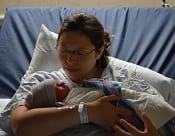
[9, 12, 159, 136]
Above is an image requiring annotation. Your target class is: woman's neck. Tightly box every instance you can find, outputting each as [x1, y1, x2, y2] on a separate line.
[62, 67, 105, 84]
[83, 67, 104, 81]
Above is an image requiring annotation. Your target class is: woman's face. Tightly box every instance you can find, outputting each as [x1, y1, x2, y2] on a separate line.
[57, 31, 104, 83]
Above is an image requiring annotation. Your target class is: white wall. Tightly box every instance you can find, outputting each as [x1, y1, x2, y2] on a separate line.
[0, 0, 175, 15]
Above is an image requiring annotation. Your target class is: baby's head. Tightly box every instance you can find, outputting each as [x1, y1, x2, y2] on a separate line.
[25, 79, 69, 109]
[37, 79, 70, 102]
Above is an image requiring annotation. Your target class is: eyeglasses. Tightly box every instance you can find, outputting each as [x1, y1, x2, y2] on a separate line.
[57, 46, 96, 57]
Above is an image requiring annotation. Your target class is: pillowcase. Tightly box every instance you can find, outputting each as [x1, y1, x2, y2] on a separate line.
[110, 57, 175, 108]
[22, 24, 175, 108]
[23, 24, 60, 79]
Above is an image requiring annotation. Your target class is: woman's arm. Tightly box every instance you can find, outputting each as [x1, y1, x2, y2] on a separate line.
[11, 105, 79, 136]
[11, 95, 120, 136]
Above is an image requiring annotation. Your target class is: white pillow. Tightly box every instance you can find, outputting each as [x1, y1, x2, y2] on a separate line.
[22, 24, 175, 108]
[110, 57, 175, 108]
[23, 24, 60, 79]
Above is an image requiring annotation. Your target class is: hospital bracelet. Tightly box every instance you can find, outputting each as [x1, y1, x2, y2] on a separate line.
[78, 102, 89, 124]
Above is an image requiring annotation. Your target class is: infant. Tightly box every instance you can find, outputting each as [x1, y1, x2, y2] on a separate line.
[25, 79, 144, 130]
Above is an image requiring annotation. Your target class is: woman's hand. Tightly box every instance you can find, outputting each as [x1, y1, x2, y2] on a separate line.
[88, 95, 120, 129]
[113, 112, 159, 136]
[87, 95, 135, 130]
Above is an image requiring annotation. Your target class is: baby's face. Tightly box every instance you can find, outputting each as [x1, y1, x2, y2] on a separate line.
[56, 83, 66, 90]
[55, 82, 69, 101]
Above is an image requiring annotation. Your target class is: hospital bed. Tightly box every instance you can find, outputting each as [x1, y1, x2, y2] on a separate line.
[0, 7, 175, 135]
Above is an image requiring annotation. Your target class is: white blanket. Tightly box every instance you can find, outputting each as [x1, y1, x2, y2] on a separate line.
[64, 86, 175, 129]
[0, 99, 10, 113]
[0, 99, 10, 136]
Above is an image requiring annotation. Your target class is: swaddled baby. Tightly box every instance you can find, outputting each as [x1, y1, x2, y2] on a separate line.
[25, 79, 106, 108]
[25, 79, 144, 130]
[24, 78, 175, 135]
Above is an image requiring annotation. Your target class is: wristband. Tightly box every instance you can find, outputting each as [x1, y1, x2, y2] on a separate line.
[78, 102, 89, 124]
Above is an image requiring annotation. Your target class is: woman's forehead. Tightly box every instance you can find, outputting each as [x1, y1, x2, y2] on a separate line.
[60, 31, 89, 41]
[58, 31, 93, 48]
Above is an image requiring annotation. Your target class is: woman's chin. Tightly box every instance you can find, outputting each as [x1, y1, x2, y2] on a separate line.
[67, 73, 82, 83]
[71, 77, 82, 83]
[64, 69, 85, 83]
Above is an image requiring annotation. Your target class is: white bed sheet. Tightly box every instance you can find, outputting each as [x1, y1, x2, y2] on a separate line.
[0, 98, 10, 136]
[0, 99, 10, 113]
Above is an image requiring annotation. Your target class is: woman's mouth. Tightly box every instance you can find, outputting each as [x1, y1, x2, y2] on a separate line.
[65, 67, 80, 72]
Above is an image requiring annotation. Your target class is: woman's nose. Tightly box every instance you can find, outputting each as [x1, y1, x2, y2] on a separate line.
[66, 54, 78, 64]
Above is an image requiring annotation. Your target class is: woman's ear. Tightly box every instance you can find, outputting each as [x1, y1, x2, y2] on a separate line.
[96, 46, 105, 60]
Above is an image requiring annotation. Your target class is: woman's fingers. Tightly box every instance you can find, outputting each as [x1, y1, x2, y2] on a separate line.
[141, 112, 158, 134]
[119, 118, 142, 135]
[113, 112, 159, 136]
[142, 112, 154, 129]
[113, 124, 131, 136]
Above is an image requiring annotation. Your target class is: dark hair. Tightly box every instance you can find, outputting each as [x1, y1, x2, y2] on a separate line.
[57, 12, 112, 68]
[53, 123, 114, 136]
